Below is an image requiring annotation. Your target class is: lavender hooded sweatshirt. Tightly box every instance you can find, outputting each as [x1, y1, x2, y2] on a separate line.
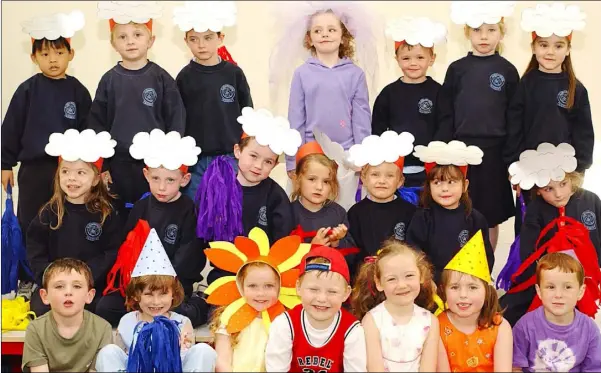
[286, 57, 371, 171]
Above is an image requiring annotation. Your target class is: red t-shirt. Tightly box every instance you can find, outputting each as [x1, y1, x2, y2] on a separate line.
[287, 304, 360, 373]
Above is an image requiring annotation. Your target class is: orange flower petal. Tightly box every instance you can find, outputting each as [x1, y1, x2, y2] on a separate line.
[206, 281, 241, 306]
[269, 235, 302, 267]
[226, 303, 258, 334]
[267, 302, 286, 321]
[280, 269, 300, 288]
[205, 248, 245, 274]
[234, 237, 260, 261]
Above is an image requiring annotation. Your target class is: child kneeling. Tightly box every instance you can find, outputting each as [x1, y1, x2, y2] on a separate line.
[95, 229, 216, 372]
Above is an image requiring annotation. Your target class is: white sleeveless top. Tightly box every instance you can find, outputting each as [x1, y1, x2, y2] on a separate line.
[369, 302, 432, 372]
[117, 311, 190, 358]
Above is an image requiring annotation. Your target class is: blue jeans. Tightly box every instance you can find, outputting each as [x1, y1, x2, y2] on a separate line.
[183, 153, 237, 201]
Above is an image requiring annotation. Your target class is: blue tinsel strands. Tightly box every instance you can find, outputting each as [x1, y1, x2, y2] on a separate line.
[1, 184, 33, 294]
[127, 316, 183, 373]
[398, 186, 423, 206]
[195, 156, 243, 242]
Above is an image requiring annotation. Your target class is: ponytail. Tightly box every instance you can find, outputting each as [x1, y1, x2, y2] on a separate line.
[350, 259, 385, 321]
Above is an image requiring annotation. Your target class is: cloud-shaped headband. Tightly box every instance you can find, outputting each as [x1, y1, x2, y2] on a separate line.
[347, 131, 415, 170]
[173, 1, 236, 33]
[521, 3, 586, 39]
[386, 17, 447, 50]
[508, 143, 577, 190]
[451, 1, 516, 28]
[413, 140, 483, 176]
[98, 1, 162, 29]
[238, 107, 302, 157]
[45, 129, 116, 170]
[129, 129, 202, 172]
[22, 10, 85, 42]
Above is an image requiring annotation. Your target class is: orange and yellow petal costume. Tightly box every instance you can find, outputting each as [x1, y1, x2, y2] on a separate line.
[204, 227, 311, 334]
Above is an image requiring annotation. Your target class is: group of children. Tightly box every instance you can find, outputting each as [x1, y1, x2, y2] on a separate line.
[2, 0, 601, 372]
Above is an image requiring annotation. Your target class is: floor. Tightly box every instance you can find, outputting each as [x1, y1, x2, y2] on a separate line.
[2, 162, 600, 327]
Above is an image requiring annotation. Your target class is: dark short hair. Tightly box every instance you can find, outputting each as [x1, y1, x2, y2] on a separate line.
[32, 37, 71, 55]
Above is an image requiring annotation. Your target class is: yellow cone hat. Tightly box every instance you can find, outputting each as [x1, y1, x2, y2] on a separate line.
[444, 230, 491, 283]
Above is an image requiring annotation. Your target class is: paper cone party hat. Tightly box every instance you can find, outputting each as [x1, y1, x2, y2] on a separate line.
[131, 228, 177, 278]
[444, 230, 491, 283]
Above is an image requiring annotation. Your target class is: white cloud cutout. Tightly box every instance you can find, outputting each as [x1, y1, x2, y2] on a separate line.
[347, 131, 415, 168]
[173, 1, 236, 32]
[521, 3, 586, 38]
[413, 140, 483, 166]
[129, 129, 202, 171]
[386, 17, 447, 47]
[509, 143, 577, 190]
[451, 1, 516, 28]
[22, 10, 85, 40]
[97, 1, 162, 24]
[237, 107, 302, 157]
[45, 129, 116, 163]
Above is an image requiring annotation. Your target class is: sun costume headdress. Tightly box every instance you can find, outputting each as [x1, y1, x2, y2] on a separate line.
[204, 227, 311, 333]
[500, 143, 601, 318]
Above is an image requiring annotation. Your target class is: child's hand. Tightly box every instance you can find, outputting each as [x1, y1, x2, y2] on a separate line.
[1, 170, 14, 192]
[102, 171, 112, 185]
[327, 224, 347, 247]
[287, 170, 296, 180]
[179, 331, 193, 351]
[311, 227, 331, 246]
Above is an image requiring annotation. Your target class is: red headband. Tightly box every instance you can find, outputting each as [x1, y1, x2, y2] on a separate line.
[295, 142, 324, 165]
[109, 19, 153, 31]
[531, 31, 572, 41]
[144, 165, 189, 173]
[424, 162, 468, 177]
[31, 37, 72, 45]
[394, 157, 405, 171]
[394, 40, 405, 51]
[58, 156, 103, 171]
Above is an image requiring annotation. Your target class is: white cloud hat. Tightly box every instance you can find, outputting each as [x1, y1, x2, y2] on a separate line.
[129, 129, 201, 172]
[521, 3, 586, 39]
[347, 131, 415, 169]
[386, 17, 447, 49]
[22, 10, 85, 41]
[173, 1, 236, 33]
[237, 107, 302, 157]
[97, 1, 162, 28]
[509, 143, 577, 190]
[413, 140, 483, 175]
[45, 129, 116, 170]
[451, 1, 516, 28]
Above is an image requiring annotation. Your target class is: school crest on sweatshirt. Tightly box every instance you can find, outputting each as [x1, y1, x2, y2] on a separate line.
[164, 224, 179, 244]
[85, 222, 102, 242]
[458, 229, 469, 247]
[557, 90, 569, 108]
[418, 98, 433, 114]
[393, 222, 406, 241]
[258, 206, 268, 227]
[581, 210, 597, 231]
[142, 88, 158, 107]
[220, 84, 236, 103]
[64, 101, 76, 119]
[489, 73, 505, 92]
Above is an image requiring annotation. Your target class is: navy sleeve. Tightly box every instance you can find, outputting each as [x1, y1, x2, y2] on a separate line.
[572, 85, 594, 171]
[173, 208, 205, 292]
[87, 210, 121, 287]
[1, 83, 29, 170]
[161, 74, 186, 135]
[338, 209, 356, 248]
[75, 82, 92, 131]
[473, 212, 495, 272]
[237, 69, 253, 110]
[26, 209, 51, 285]
[87, 74, 110, 133]
[434, 66, 455, 142]
[504, 80, 526, 166]
[371, 87, 390, 135]
[594, 193, 601, 264]
[406, 209, 430, 254]
[347, 205, 364, 251]
[268, 185, 294, 243]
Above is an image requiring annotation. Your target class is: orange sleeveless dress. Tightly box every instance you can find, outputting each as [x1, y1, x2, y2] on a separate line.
[438, 311, 500, 372]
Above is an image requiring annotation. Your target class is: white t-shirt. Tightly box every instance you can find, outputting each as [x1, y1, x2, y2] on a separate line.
[265, 309, 367, 372]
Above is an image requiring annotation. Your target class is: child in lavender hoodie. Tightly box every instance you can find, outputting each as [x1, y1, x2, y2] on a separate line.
[283, 6, 373, 178]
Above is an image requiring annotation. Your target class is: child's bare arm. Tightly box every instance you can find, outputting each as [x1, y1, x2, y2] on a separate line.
[29, 364, 50, 372]
[436, 338, 451, 372]
[494, 318, 514, 372]
[419, 315, 439, 372]
[180, 320, 195, 352]
[362, 313, 386, 372]
[214, 333, 233, 372]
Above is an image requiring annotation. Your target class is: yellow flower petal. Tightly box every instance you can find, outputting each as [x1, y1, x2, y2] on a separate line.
[261, 310, 271, 330]
[248, 228, 270, 256]
[205, 276, 236, 295]
[279, 293, 301, 309]
[209, 241, 247, 262]
[220, 297, 248, 327]
[278, 242, 311, 273]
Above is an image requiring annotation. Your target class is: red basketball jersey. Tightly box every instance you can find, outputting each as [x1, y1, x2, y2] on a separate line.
[287, 304, 360, 373]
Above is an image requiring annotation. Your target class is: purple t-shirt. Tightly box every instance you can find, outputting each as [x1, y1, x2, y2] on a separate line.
[513, 306, 601, 372]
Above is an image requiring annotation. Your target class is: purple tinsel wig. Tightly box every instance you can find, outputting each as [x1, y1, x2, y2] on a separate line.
[196, 156, 244, 242]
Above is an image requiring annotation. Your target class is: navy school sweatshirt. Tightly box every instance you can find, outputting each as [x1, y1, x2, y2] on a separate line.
[176, 60, 253, 156]
[1, 74, 91, 169]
